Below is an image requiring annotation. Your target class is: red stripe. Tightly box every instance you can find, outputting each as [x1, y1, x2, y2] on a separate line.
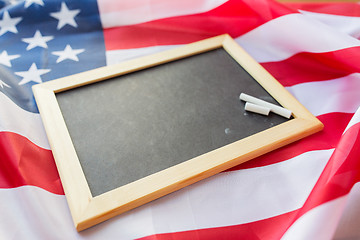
[296, 121, 360, 215]
[137, 210, 299, 240]
[261, 47, 360, 87]
[277, 121, 360, 233]
[228, 112, 352, 171]
[0, 132, 64, 195]
[284, 2, 360, 17]
[103, 0, 293, 50]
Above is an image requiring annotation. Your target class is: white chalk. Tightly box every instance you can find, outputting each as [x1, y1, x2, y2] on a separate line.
[240, 93, 292, 119]
[245, 102, 271, 116]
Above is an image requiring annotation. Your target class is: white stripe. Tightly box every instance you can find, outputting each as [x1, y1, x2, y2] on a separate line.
[281, 195, 348, 240]
[333, 182, 360, 240]
[0, 149, 332, 239]
[286, 73, 360, 116]
[282, 182, 360, 240]
[300, 10, 360, 39]
[106, 45, 179, 65]
[236, 13, 360, 63]
[0, 186, 76, 240]
[105, 13, 360, 65]
[98, 0, 228, 28]
[0, 92, 50, 149]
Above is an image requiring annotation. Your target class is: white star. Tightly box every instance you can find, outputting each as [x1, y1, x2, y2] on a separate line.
[22, 30, 54, 50]
[0, 50, 20, 67]
[24, 0, 44, 8]
[50, 2, 80, 30]
[0, 11, 22, 36]
[15, 63, 50, 85]
[52, 45, 84, 63]
[0, 79, 11, 89]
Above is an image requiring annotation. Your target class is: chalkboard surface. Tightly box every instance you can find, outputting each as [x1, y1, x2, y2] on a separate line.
[34, 35, 323, 231]
[56, 48, 289, 197]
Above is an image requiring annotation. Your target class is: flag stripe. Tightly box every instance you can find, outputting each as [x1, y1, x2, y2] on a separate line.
[0, 149, 332, 239]
[262, 48, 360, 86]
[285, 73, 360, 116]
[282, 119, 360, 239]
[103, 12, 360, 62]
[283, 2, 360, 17]
[298, 123, 360, 215]
[138, 211, 299, 240]
[332, 182, 360, 239]
[0, 92, 50, 149]
[280, 111, 360, 238]
[105, 17, 360, 74]
[98, 0, 229, 28]
[344, 104, 360, 134]
[106, 45, 180, 65]
[299, 10, 360, 39]
[0, 131, 63, 195]
[0, 187, 73, 240]
[282, 195, 348, 240]
[236, 13, 360, 63]
[145, 185, 360, 240]
[102, 0, 292, 50]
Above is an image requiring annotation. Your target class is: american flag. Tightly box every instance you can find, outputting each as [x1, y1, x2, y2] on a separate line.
[1, 0, 360, 239]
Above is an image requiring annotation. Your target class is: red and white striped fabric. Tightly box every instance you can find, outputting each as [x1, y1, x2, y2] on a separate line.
[1, 0, 360, 239]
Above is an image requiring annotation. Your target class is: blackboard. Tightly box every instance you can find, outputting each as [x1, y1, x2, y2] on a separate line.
[33, 34, 323, 231]
[56, 48, 288, 197]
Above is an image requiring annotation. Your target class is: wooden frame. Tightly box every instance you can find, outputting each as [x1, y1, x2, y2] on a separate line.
[33, 34, 323, 231]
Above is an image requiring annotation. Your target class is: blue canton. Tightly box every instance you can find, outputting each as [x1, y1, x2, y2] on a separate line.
[0, 0, 106, 113]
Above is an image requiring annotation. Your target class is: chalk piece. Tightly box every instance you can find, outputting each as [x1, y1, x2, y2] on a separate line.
[245, 102, 271, 116]
[240, 93, 292, 119]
